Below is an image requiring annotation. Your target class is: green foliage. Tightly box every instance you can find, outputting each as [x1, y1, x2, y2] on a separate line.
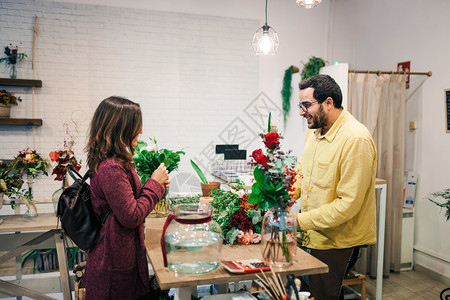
[281, 66, 294, 126]
[190, 159, 208, 184]
[133, 138, 185, 184]
[301, 56, 326, 80]
[427, 189, 450, 221]
[0, 160, 24, 194]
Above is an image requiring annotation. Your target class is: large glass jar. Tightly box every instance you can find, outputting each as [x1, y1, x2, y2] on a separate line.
[261, 206, 297, 267]
[162, 203, 223, 274]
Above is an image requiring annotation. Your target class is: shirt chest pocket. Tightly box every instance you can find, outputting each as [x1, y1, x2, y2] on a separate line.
[312, 160, 336, 189]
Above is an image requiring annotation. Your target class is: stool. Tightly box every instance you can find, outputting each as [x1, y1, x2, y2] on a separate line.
[342, 273, 366, 300]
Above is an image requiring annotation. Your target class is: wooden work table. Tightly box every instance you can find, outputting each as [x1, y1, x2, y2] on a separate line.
[0, 213, 72, 300]
[145, 217, 328, 298]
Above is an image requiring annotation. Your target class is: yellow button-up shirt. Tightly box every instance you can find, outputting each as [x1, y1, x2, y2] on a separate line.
[293, 109, 377, 250]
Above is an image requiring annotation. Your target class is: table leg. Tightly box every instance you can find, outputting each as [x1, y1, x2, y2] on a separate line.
[54, 232, 72, 300]
[174, 286, 197, 300]
[15, 253, 22, 300]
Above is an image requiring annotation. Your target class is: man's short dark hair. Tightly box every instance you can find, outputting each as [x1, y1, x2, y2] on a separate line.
[299, 74, 343, 108]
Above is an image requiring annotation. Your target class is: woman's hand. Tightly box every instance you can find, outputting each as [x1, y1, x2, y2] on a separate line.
[150, 163, 170, 189]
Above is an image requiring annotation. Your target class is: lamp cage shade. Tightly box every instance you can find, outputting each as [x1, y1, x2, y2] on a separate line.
[252, 25, 280, 56]
[296, 0, 322, 8]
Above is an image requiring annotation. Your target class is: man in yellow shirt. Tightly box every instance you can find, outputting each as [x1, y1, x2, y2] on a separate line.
[292, 74, 377, 300]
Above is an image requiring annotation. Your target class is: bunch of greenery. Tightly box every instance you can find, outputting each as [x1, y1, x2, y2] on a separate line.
[0, 89, 22, 106]
[133, 138, 185, 184]
[0, 45, 27, 65]
[0, 160, 24, 194]
[301, 56, 326, 80]
[427, 189, 450, 221]
[0, 160, 33, 209]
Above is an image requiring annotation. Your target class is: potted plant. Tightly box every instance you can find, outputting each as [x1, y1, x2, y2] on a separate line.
[0, 44, 27, 79]
[0, 89, 22, 118]
[190, 159, 221, 197]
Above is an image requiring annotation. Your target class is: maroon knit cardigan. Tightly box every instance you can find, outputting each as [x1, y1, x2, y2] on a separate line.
[84, 158, 164, 300]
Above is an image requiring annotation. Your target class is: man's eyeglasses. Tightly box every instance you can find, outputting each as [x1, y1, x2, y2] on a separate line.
[297, 100, 318, 112]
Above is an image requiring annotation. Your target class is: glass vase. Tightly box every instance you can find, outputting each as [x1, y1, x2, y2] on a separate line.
[162, 203, 223, 274]
[24, 205, 38, 218]
[10, 65, 17, 79]
[261, 206, 297, 267]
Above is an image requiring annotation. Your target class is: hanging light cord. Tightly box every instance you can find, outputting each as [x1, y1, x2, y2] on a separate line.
[265, 0, 268, 26]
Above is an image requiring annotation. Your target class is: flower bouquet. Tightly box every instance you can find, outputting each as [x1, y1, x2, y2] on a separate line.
[247, 113, 300, 266]
[210, 180, 262, 245]
[133, 138, 185, 216]
[49, 150, 81, 182]
[0, 89, 22, 106]
[11, 149, 51, 216]
[0, 44, 27, 79]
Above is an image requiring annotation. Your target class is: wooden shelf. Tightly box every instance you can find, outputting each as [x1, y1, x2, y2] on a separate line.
[0, 78, 42, 87]
[0, 118, 42, 126]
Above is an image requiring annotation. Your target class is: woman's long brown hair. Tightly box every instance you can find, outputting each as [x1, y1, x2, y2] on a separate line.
[85, 96, 142, 173]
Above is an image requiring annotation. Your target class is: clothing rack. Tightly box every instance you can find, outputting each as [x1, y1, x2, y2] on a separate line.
[348, 69, 432, 77]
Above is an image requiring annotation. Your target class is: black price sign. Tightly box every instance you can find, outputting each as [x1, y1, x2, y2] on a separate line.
[446, 89, 450, 133]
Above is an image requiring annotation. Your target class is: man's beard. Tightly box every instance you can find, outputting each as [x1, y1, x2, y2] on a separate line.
[309, 104, 328, 129]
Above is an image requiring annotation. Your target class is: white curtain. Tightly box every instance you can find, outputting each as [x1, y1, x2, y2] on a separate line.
[348, 73, 407, 276]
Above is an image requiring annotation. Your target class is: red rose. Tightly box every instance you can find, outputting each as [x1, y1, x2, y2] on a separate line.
[251, 149, 270, 168]
[263, 132, 280, 150]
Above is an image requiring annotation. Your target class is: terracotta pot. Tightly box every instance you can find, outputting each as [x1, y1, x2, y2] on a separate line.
[200, 182, 221, 197]
[0, 104, 11, 118]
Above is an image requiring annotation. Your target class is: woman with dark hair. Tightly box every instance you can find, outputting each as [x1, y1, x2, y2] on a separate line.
[83, 96, 169, 300]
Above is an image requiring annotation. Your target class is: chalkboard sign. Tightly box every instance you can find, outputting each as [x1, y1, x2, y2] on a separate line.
[446, 89, 450, 133]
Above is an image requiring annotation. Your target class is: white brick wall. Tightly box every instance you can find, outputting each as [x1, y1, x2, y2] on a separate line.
[0, 0, 266, 202]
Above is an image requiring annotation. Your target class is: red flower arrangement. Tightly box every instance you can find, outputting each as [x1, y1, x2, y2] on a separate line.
[210, 181, 263, 245]
[49, 150, 81, 181]
[248, 113, 298, 210]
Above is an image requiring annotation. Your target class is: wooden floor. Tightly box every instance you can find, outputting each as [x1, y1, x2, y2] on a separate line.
[348, 265, 450, 300]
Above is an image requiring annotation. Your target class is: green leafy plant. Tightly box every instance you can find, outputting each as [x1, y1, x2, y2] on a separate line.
[190, 159, 208, 184]
[281, 65, 295, 126]
[301, 56, 326, 80]
[427, 189, 450, 221]
[133, 138, 185, 184]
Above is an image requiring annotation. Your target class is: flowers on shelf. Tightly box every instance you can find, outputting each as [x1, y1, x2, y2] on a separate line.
[0, 44, 27, 79]
[49, 150, 81, 181]
[210, 180, 263, 245]
[0, 44, 27, 65]
[0, 89, 22, 106]
[247, 113, 302, 266]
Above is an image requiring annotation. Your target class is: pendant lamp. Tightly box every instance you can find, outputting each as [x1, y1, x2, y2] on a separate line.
[252, 0, 279, 55]
[296, 0, 322, 9]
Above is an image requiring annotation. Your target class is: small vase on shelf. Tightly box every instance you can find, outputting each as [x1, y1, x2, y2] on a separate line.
[261, 206, 297, 267]
[10, 65, 17, 79]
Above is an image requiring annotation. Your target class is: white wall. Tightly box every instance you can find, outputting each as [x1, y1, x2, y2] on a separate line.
[332, 0, 450, 278]
[0, 0, 329, 198]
